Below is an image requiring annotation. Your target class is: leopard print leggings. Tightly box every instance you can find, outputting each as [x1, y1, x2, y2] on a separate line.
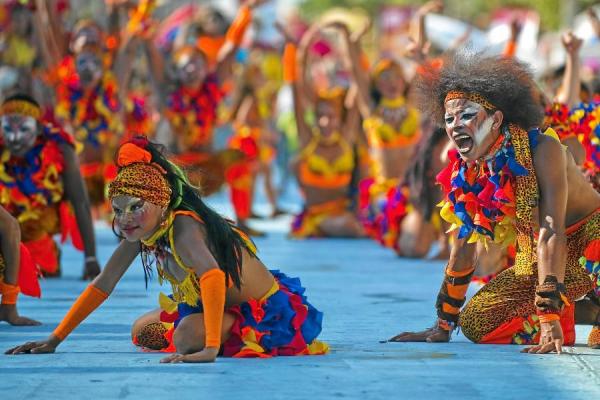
[460, 209, 600, 343]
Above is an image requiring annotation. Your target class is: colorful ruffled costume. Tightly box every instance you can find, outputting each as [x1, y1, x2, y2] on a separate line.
[437, 124, 598, 345]
[358, 178, 409, 250]
[134, 211, 328, 357]
[358, 97, 420, 249]
[545, 101, 600, 191]
[0, 123, 83, 275]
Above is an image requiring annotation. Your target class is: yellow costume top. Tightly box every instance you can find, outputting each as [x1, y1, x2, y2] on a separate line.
[298, 131, 354, 189]
[363, 97, 420, 149]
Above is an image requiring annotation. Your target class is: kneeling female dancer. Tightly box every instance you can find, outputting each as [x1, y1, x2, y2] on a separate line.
[7, 137, 328, 362]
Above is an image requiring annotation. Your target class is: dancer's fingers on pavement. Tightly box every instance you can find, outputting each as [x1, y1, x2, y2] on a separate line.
[521, 345, 541, 353]
[536, 342, 561, 354]
[7, 342, 38, 354]
[160, 354, 185, 363]
[388, 330, 431, 342]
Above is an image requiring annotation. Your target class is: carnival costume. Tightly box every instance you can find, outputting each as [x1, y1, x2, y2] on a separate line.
[435, 92, 599, 346]
[545, 100, 600, 191]
[0, 99, 83, 276]
[50, 139, 329, 357]
[358, 94, 420, 250]
[291, 130, 356, 238]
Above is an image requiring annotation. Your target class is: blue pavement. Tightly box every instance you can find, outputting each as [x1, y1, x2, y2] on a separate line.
[1, 190, 600, 400]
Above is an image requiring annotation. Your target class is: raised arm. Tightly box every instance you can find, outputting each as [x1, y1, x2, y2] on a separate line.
[588, 7, 600, 39]
[330, 21, 372, 118]
[5, 239, 140, 355]
[502, 18, 522, 58]
[215, 0, 266, 83]
[555, 31, 582, 107]
[410, 1, 443, 54]
[275, 21, 312, 145]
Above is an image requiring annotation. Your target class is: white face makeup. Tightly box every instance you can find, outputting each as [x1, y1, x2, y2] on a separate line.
[1, 115, 39, 156]
[444, 99, 501, 161]
[112, 196, 164, 242]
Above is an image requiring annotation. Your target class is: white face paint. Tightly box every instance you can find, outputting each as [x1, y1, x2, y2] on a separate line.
[472, 115, 495, 147]
[1, 115, 39, 156]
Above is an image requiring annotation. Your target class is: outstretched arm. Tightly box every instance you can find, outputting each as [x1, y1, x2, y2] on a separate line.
[5, 240, 140, 355]
[389, 237, 476, 343]
[60, 143, 100, 280]
[522, 135, 568, 355]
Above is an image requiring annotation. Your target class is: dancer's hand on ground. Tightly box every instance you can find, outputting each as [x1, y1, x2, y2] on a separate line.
[0, 304, 41, 326]
[82, 259, 101, 280]
[521, 320, 564, 354]
[5, 337, 60, 355]
[388, 326, 450, 343]
[160, 347, 219, 363]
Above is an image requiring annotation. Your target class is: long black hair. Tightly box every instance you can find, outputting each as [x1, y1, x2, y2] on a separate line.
[121, 136, 256, 289]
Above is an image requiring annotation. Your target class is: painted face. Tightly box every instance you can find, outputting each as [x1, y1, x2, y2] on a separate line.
[71, 26, 102, 53]
[444, 99, 500, 161]
[175, 52, 207, 88]
[75, 51, 103, 88]
[316, 100, 342, 135]
[111, 196, 164, 242]
[375, 67, 406, 99]
[1, 114, 39, 156]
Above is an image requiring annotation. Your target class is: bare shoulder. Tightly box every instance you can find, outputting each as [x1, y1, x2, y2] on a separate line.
[532, 133, 566, 169]
[171, 212, 218, 273]
[172, 213, 207, 244]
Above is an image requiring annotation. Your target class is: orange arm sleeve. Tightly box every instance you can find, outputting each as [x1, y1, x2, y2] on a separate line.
[0, 281, 19, 305]
[53, 285, 108, 340]
[283, 43, 297, 83]
[199, 268, 227, 348]
[225, 5, 252, 46]
[503, 40, 517, 58]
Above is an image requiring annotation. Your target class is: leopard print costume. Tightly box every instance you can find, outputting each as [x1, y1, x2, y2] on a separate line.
[108, 162, 172, 208]
[460, 206, 599, 343]
[135, 322, 169, 350]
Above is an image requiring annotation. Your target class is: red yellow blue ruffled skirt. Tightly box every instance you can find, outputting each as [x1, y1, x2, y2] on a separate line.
[358, 177, 409, 250]
[152, 270, 329, 357]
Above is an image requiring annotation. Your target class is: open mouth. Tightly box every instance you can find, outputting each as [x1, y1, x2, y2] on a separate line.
[452, 133, 474, 154]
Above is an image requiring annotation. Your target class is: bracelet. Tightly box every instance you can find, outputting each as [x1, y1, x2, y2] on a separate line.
[534, 275, 568, 314]
[85, 256, 97, 263]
